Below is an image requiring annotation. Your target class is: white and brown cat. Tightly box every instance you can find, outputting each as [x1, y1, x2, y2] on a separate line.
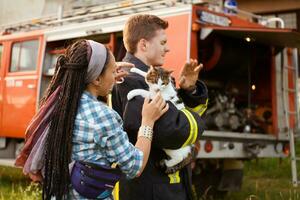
[127, 66, 193, 173]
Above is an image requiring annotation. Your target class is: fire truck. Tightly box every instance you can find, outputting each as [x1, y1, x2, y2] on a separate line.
[0, 0, 299, 196]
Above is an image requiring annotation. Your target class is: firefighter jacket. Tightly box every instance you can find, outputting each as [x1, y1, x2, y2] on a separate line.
[112, 52, 208, 200]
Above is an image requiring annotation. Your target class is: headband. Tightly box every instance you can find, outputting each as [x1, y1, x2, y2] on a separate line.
[85, 40, 107, 83]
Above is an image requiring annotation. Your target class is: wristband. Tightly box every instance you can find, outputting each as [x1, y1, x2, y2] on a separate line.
[138, 125, 153, 141]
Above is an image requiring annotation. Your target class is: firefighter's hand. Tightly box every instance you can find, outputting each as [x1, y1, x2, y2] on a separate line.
[179, 59, 203, 91]
[115, 62, 135, 83]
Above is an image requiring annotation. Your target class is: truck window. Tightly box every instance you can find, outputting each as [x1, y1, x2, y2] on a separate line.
[10, 40, 39, 72]
[43, 51, 61, 76]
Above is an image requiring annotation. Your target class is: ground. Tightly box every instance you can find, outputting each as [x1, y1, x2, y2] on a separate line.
[0, 157, 300, 200]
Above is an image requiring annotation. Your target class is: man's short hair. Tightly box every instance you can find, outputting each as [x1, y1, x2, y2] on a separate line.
[123, 14, 168, 54]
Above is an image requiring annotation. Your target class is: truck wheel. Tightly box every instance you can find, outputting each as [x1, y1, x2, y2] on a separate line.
[0, 139, 17, 159]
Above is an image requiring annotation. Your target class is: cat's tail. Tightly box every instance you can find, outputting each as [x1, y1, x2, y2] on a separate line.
[127, 89, 149, 101]
[127, 91, 136, 101]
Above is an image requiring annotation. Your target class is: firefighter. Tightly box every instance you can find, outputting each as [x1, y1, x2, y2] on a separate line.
[112, 14, 208, 200]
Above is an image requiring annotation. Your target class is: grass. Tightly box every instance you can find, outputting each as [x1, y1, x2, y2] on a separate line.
[223, 158, 300, 200]
[0, 166, 41, 200]
[0, 158, 300, 199]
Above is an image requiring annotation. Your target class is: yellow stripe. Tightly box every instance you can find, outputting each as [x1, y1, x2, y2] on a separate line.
[113, 181, 119, 200]
[189, 99, 208, 116]
[175, 171, 180, 183]
[199, 99, 208, 116]
[168, 171, 181, 184]
[168, 173, 174, 183]
[183, 110, 198, 147]
[186, 111, 198, 145]
[189, 110, 198, 145]
[181, 109, 197, 147]
[181, 109, 194, 147]
[108, 94, 112, 108]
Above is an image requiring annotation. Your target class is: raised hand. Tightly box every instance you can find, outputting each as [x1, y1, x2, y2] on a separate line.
[179, 59, 203, 91]
[115, 62, 135, 83]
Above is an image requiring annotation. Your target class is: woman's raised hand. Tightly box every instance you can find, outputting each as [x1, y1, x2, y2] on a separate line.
[115, 62, 134, 83]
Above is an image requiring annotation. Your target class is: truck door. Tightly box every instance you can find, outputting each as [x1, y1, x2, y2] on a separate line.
[0, 43, 3, 134]
[2, 38, 40, 138]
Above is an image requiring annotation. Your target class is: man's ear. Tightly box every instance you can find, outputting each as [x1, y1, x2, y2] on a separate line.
[137, 38, 148, 52]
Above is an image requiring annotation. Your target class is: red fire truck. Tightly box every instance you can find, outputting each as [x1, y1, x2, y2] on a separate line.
[0, 0, 299, 196]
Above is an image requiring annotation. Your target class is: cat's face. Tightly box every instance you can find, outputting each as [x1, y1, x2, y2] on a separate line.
[146, 66, 173, 89]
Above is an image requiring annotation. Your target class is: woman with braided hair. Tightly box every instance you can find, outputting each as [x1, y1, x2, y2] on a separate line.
[38, 39, 169, 200]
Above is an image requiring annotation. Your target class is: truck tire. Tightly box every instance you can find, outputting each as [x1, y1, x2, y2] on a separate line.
[0, 139, 16, 159]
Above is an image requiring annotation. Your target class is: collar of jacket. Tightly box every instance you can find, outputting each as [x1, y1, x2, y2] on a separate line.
[123, 52, 149, 72]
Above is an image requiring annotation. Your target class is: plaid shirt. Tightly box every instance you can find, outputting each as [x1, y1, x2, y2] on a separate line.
[69, 91, 143, 199]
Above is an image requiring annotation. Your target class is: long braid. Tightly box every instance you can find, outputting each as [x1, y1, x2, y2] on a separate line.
[42, 40, 89, 200]
[40, 55, 67, 106]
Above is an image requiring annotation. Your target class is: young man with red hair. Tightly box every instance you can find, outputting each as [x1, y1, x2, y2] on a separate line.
[112, 14, 208, 200]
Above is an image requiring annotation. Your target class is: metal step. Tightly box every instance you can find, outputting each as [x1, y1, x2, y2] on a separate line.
[294, 129, 300, 137]
[283, 88, 297, 93]
[284, 65, 296, 70]
[284, 110, 297, 115]
[294, 133, 300, 138]
[294, 157, 300, 161]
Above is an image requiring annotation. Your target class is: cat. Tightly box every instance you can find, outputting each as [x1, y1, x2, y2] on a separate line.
[127, 66, 192, 172]
[127, 66, 184, 110]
